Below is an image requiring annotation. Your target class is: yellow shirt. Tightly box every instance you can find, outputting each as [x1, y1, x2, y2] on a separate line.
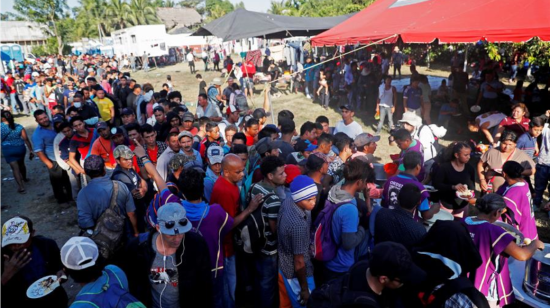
[93, 97, 114, 121]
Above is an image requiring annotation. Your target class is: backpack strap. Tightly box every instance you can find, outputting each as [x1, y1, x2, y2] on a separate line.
[110, 181, 120, 215]
[368, 205, 382, 240]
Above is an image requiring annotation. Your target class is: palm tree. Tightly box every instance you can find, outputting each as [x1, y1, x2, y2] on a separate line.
[268, 1, 285, 15]
[106, 0, 131, 30]
[77, 0, 110, 40]
[125, 0, 160, 26]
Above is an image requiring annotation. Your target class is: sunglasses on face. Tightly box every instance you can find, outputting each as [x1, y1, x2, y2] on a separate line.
[161, 218, 188, 229]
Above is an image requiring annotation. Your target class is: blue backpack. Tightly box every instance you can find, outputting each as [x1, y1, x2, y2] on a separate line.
[72, 266, 145, 308]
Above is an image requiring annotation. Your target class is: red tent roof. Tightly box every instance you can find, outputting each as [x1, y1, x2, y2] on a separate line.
[312, 0, 550, 46]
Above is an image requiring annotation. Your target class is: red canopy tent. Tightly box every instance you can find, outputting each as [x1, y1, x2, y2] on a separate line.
[312, 0, 550, 46]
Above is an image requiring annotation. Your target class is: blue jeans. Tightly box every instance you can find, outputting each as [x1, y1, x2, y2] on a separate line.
[254, 254, 278, 308]
[510, 65, 518, 80]
[10, 93, 19, 113]
[222, 255, 236, 308]
[534, 164, 550, 206]
[305, 81, 314, 97]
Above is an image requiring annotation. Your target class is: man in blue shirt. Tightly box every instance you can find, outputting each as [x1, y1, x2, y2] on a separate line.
[517, 117, 544, 159]
[32, 109, 72, 206]
[322, 159, 369, 283]
[304, 57, 315, 99]
[403, 76, 423, 116]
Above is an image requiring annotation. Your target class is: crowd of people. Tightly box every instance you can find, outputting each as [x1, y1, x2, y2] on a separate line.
[1, 47, 550, 308]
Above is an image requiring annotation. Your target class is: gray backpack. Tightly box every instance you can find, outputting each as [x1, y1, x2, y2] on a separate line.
[87, 181, 125, 260]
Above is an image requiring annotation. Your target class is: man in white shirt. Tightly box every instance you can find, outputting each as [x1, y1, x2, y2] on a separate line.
[334, 104, 363, 139]
[186, 51, 195, 74]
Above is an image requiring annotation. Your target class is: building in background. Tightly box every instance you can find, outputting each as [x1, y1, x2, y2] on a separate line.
[0, 21, 49, 55]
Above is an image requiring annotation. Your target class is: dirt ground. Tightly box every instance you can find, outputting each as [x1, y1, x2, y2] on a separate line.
[1, 60, 548, 303]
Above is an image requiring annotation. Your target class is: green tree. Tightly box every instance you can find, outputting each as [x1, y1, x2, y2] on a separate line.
[179, 0, 205, 15]
[205, 0, 234, 16]
[13, 0, 68, 54]
[106, 0, 131, 30]
[76, 0, 111, 41]
[0, 12, 26, 21]
[126, 0, 160, 26]
[234, 1, 245, 9]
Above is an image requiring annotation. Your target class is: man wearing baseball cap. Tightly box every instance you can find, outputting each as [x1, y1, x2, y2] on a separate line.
[309, 242, 426, 307]
[61, 236, 145, 307]
[77, 155, 139, 238]
[219, 104, 242, 143]
[91, 121, 116, 170]
[351, 133, 380, 162]
[124, 203, 213, 307]
[112, 145, 149, 233]
[334, 104, 363, 139]
[1, 216, 68, 307]
[204, 145, 224, 201]
[121, 107, 137, 126]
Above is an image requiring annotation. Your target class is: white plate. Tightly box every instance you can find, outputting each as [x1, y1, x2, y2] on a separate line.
[26, 275, 59, 299]
[470, 105, 481, 113]
[456, 190, 475, 200]
[423, 185, 437, 192]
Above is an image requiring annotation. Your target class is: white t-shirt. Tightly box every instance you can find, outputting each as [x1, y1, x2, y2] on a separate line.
[477, 112, 506, 129]
[334, 120, 363, 139]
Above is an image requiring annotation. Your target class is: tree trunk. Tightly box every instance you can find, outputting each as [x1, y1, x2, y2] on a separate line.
[51, 17, 63, 55]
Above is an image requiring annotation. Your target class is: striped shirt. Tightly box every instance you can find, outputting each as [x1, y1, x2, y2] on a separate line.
[250, 181, 281, 256]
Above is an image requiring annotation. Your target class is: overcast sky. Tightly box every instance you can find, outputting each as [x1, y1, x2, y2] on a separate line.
[1, 0, 271, 14]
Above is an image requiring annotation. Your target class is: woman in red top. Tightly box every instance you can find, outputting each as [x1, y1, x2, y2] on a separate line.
[494, 103, 530, 146]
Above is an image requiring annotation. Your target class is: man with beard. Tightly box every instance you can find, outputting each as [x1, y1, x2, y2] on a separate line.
[179, 131, 203, 169]
[112, 145, 149, 233]
[69, 116, 96, 177]
[32, 110, 72, 206]
[156, 129, 182, 181]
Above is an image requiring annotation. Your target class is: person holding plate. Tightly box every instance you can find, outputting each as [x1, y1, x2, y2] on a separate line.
[477, 130, 535, 194]
[1, 216, 68, 307]
[496, 161, 538, 242]
[433, 142, 476, 218]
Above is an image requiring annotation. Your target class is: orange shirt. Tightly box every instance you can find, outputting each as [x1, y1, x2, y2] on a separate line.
[91, 137, 115, 168]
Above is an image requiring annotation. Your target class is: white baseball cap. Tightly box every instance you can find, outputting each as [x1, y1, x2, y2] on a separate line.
[60, 237, 99, 270]
[2, 217, 31, 247]
[207, 145, 224, 164]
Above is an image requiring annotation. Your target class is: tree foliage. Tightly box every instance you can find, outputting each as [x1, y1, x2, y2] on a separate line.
[13, 0, 68, 54]
[268, 0, 375, 16]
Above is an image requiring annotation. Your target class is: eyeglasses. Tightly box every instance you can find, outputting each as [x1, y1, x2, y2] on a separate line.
[161, 218, 188, 229]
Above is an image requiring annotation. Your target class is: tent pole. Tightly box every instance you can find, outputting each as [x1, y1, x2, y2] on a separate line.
[426, 44, 430, 70]
[463, 45, 469, 72]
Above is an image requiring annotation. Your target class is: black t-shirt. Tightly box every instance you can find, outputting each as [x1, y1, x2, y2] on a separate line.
[433, 162, 475, 210]
[199, 81, 207, 95]
[348, 261, 382, 307]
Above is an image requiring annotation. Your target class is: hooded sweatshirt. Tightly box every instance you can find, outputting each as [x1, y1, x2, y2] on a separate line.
[325, 184, 366, 273]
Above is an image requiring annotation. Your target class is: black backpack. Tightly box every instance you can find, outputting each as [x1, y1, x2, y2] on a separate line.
[235, 183, 275, 254]
[308, 261, 379, 308]
[419, 276, 489, 308]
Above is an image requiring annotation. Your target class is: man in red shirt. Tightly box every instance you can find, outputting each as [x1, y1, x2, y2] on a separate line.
[5, 72, 21, 114]
[244, 118, 260, 146]
[210, 154, 252, 307]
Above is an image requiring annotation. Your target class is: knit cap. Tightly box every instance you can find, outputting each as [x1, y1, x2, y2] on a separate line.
[290, 175, 318, 203]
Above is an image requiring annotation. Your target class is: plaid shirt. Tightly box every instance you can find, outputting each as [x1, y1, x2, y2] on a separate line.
[277, 198, 313, 279]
